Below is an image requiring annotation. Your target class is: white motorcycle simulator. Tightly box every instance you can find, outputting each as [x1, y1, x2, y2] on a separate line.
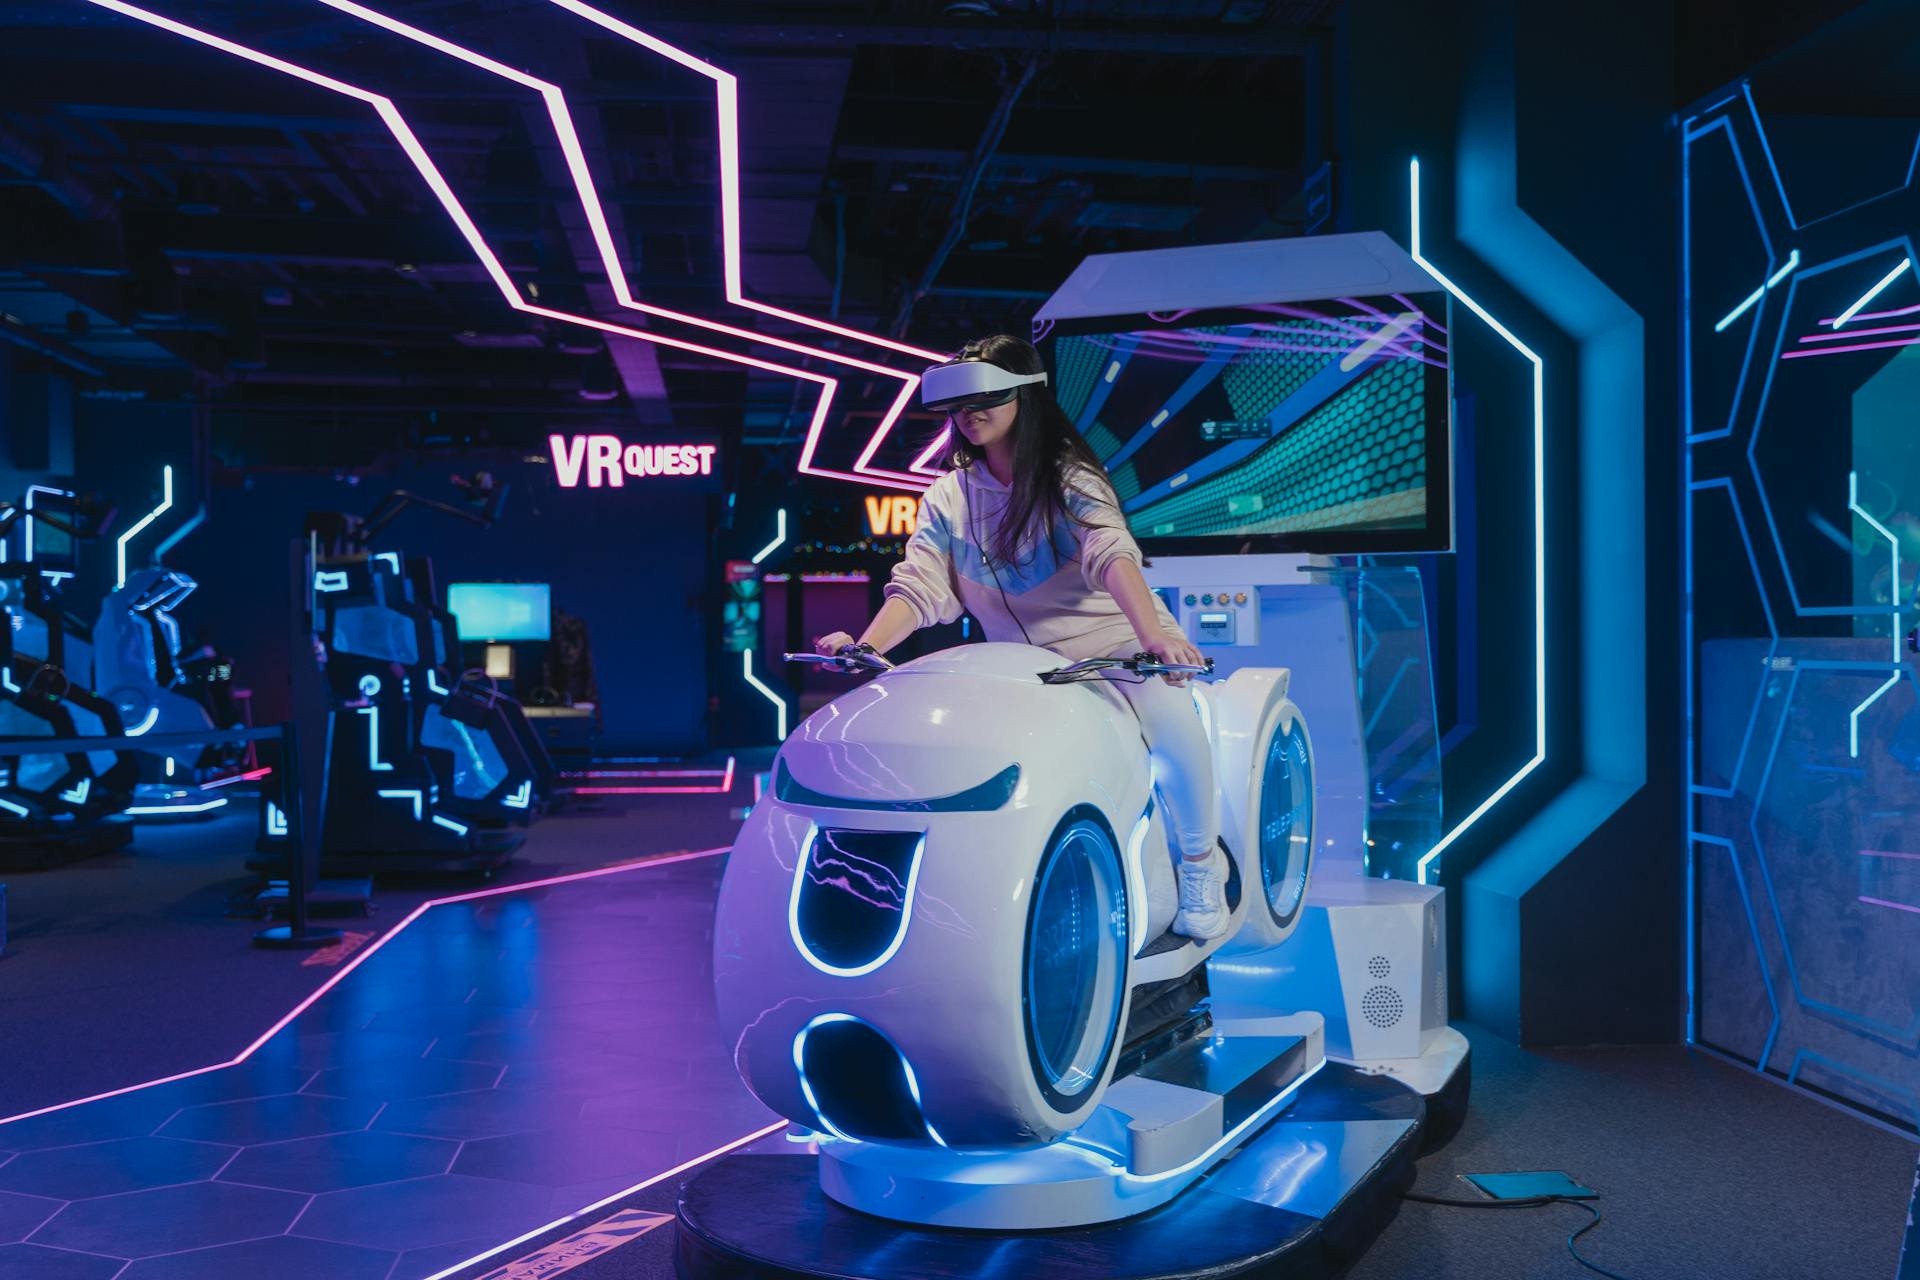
[712, 641, 1322, 1229]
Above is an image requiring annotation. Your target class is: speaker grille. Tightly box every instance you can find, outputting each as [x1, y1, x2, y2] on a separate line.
[1361, 984, 1404, 1028]
[1367, 955, 1391, 979]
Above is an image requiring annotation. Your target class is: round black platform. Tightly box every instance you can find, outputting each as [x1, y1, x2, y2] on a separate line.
[677, 1060, 1460, 1280]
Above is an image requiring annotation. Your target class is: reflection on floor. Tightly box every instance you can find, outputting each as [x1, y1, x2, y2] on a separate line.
[0, 850, 781, 1280]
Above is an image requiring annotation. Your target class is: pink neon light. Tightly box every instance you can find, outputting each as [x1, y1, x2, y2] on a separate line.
[1860, 849, 1920, 861]
[202, 765, 274, 789]
[1781, 335, 1920, 360]
[753, 771, 767, 803]
[0, 845, 729, 1128]
[549, 434, 718, 488]
[304, 0, 937, 489]
[911, 427, 952, 476]
[568, 770, 726, 779]
[1799, 320, 1920, 343]
[419, 1118, 787, 1280]
[1860, 895, 1920, 915]
[81, 0, 922, 492]
[568, 784, 731, 795]
[1818, 301, 1920, 327]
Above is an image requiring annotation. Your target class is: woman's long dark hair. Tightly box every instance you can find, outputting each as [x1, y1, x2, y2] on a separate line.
[942, 333, 1119, 568]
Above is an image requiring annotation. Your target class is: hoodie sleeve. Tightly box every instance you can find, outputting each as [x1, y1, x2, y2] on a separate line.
[883, 478, 965, 627]
[1064, 467, 1145, 592]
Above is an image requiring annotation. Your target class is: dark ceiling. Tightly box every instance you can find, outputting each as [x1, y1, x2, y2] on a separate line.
[0, 0, 1335, 474]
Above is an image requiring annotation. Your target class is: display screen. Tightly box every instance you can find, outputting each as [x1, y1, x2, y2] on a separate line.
[447, 582, 550, 642]
[1041, 293, 1451, 554]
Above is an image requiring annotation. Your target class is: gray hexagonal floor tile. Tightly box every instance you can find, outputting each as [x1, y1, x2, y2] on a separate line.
[451, 1123, 680, 1189]
[158, 1094, 381, 1145]
[30, 1180, 308, 1258]
[0, 1137, 236, 1201]
[0, 1243, 127, 1280]
[373, 1089, 587, 1141]
[0, 1094, 182, 1153]
[0, 1191, 62, 1244]
[117, 1233, 396, 1280]
[220, 1130, 459, 1193]
[302, 1056, 503, 1102]
[292, 1173, 552, 1253]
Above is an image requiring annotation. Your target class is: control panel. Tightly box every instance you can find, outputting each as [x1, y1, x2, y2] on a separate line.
[1174, 585, 1260, 647]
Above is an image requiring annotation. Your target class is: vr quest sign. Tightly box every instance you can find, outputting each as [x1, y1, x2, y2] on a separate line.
[549, 433, 719, 488]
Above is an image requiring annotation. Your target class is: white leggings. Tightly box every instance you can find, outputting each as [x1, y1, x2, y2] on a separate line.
[1108, 671, 1218, 862]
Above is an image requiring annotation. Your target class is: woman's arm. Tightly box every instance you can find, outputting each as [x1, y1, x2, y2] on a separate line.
[1103, 558, 1205, 684]
[814, 595, 924, 657]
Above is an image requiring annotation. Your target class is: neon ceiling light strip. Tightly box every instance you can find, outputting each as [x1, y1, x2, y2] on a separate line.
[1781, 334, 1920, 360]
[752, 509, 788, 564]
[77, 2, 882, 495]
[304, 0, 935, 489]
[1847, 470, 1902, 760]
[1832, 258, 1912, 328]
[115, 464, 175, 589]
[1817, 300, 1920, 327]
[1407, 157, 1546, 885]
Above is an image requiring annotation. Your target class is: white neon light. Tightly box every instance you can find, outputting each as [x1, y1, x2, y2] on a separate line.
[1765, 249, 1800, 289]
[1104, 361, 1121, 383]
[378, 788, 425, 820]
[504, 779, 533, 809]
[1849, 469, 1902, 759]
[751, 509, 788, 565]
[2, 667, 19, 695]
[116, 465, 174, 590]
[164, 757, 175, 778]
[359, 706, 393, 771]
[791, 1014, 863, 1145]
[265, 801, 289, 836]
[1123, 800, 1153, 958]
[59, 778, 90, 805]
[787, 826, 926, 978]
[23, 485, 73, 564]
[1833, 257, 1913, 329]
[127, 797, 230, 815]
[0, 797, 28, 819]
[124, 707, 161, 737]
[1712, 248, 1800, 332]
[1067, 1057, 1326, 1184]
[1408, 157, 1546, 885]
[742, 648, 788, 740]
[432, 813, 469, 836]
[427, 670, 448, 696]
[359, 674, 382, 698]
[314, 570, 350, 593]
[372, 551, 400, 574]
[1340, 310, 1421, 371]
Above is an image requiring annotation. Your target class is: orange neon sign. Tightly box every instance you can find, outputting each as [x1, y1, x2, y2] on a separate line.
[864, 494, 920, 537]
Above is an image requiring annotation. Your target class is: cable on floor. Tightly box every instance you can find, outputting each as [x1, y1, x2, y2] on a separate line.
[1402, 1190, 1630, 1279]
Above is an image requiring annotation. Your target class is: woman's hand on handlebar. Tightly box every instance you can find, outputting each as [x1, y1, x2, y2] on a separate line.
[1142, 630, 1206, 686]
[814, 631, 856, 657]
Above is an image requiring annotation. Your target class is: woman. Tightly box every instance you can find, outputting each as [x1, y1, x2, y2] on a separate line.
[814, 333, 1230, 940]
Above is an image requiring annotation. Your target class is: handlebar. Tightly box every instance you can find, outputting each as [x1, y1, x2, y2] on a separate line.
[785, 646, 894, 675]
[1039, 654, 1214, 685]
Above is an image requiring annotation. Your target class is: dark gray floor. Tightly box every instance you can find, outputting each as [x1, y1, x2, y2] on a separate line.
[2, 789, 1913, 1280]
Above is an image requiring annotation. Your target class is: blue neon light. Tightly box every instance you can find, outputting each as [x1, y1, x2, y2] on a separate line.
[1846, 470, 1901, 759]
[359, 705, 393, 771]
[1713, 248, 1802, 335]
[787, 825, 927, 978]
[372, 551, 401, 574]
[127, 797, 230, 816]
[1408, 157, 1546, 885]
[359, 674, 382, 698]
[0, 797, 27, 819]
[504, 780, 533, 809]
[265, 801, 288, 836]
[791, 1015, 862, 1145]
[58, 778, 90, 805]
[314, 570, 350, 593]
[1832, 257, 1912, 328]
[115, 465, 174, 590]
[1, 667, 19, 695]
[432, 813, 469, 836]
[124, 707, 160, 737]
[377, 788, 424, 820]
[752, 509, 788, 564]
[23, 485, 74, 564]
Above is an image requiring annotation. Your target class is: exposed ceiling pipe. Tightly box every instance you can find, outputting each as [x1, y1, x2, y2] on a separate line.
[890, 52, 1043, 339]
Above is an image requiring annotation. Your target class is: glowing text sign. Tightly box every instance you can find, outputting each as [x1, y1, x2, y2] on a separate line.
[549, 433, 719, 488]
[864, 494, 920, 537]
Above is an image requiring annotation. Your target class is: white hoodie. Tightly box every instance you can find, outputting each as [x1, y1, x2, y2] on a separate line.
[883, 460, 1182, 661]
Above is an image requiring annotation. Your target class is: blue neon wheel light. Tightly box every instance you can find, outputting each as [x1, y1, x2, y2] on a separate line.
[1258, 715, 1313, 929]
[1022, 808, 1127, 1109]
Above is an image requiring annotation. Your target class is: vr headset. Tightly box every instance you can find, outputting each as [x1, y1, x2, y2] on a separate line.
[920, 359, 1048, 413]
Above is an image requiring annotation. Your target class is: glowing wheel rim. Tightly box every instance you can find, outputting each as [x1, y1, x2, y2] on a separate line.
[1258, 712, 1313, 929]
[1021, 808, 1128, 1112]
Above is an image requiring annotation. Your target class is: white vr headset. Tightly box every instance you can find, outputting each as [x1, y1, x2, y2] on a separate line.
[920, 359, 1049, 412]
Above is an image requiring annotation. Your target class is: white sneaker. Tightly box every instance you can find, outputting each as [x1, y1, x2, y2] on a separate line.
[1172, 847, 1230, 941]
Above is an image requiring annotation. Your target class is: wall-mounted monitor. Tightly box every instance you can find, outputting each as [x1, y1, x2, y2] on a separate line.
[1034, 232, 1454, 557]
[1041, 296, 1450, 555]
[447, 582, 551, 642]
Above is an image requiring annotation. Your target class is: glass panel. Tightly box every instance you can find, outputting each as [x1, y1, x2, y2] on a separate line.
[1025, 819, 1124, 1099]
[330, 604, 419, 665]
[421, 705, 508, 799]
